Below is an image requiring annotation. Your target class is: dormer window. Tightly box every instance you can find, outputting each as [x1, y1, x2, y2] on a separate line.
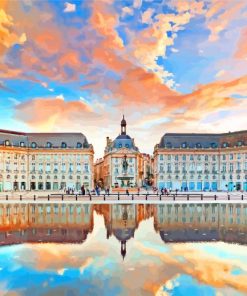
[196, 143, 202, 148]
[5, 140, 10, 146]
[77, 142, 82, 148]
[118, 143, 122, 148]
[166, 142, 172, 148]
[181, 142, 187, 148]
[31, 142, 37, 148]
[222, 142, 229, 148]
[237, 141, 243, 147]
[125, 144, 129, 148]
[61, 142, 67, 148]
[46, 142, 52, 148]
[211, 142, 217, 148]
[20, 141, 25, 147]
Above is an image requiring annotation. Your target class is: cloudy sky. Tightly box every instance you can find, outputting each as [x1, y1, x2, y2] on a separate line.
[1, 0, 247, 157]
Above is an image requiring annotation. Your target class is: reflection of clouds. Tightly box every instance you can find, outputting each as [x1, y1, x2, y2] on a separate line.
[136, 242, 247, 294]
[2, 211, 247, 295]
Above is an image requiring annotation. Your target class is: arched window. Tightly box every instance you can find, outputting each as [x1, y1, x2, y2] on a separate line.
[46, 142, 52, 148]
[20, 141, 25, 147]
[31, 142, 37, 148]
[61, 142, 67, 148]
[5, 140, 10, 146]
[181, 142, 187, 148]
[77, 142, 82, 148]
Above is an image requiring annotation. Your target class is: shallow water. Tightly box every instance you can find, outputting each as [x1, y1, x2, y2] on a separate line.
[0, 203, 247, 295]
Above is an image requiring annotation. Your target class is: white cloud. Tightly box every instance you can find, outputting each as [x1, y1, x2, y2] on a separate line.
[56, 94, 64, 100]
[171, 48, 179, 53]
[41, 82, 48, 88]
[133, 0, 142, 9]
[63, 2, 76, 13]
[8, 97, 21, 106]
[215, 70, 226, 78]
[122, 6, 134, 17]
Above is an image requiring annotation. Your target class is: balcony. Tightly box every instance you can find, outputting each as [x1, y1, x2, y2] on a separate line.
[204, 170, 209, 174]
[212, 170, 218, 174]
[174, 170, 180, 174]
[197, 170, 202, 174]
[189, 170, 195, 174]
[53, 169, 58, 173]
[167, 170, 172, 174]
[182, 170, 187, 174]
[236, 170, 241, 173]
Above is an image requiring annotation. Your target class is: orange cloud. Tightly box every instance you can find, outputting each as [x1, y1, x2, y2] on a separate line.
[235, 27, 247, 59]
[15, 97, 97, 131]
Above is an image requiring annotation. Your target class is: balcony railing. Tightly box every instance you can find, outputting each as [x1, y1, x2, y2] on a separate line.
[236, 170, 241, 173]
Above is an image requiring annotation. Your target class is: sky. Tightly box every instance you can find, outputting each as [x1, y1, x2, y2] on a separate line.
[1, 0, 247, 158]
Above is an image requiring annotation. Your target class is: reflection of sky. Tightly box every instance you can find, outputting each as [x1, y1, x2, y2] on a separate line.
[0, 213, 247, 295]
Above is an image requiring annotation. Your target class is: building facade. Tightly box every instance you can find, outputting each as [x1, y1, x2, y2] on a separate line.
[154, 131, 247, 191]
[0, 130, 94, 192]
[94, 116, 144, 190]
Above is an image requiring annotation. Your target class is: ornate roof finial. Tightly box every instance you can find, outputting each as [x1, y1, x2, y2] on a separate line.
[121, 115, 127, 135]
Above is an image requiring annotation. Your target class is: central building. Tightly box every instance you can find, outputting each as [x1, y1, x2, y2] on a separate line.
[94, 116, 143, 190]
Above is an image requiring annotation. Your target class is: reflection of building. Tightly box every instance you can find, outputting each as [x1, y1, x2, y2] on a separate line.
[154, 131, 247, 191]
[0, 203, 94, 245]
[0, 130, 94, 192]
[154, 204, 247, 244]
[95, 204, 154, 259]
[94, 116, 144, 190]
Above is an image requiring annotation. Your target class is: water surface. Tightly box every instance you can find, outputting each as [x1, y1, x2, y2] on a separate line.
[0, 203, 247, 295]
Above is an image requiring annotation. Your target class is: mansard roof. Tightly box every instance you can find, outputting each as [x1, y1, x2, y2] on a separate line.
[158, 130, 247, 149]
[0, 129, 91, 149]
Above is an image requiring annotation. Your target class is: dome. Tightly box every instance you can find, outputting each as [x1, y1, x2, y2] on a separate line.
[113, 228, 135, 242]
[116, 134, 131, 140]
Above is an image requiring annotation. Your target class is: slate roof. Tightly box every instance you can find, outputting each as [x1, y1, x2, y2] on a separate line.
[0, 129, 91, 149]
[159, 130, 247, 149]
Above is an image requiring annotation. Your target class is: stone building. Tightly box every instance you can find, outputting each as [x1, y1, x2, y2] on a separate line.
[94, 116, 144, 190]
[154, 131, 247, 191]
[0, 129, 94, 192]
